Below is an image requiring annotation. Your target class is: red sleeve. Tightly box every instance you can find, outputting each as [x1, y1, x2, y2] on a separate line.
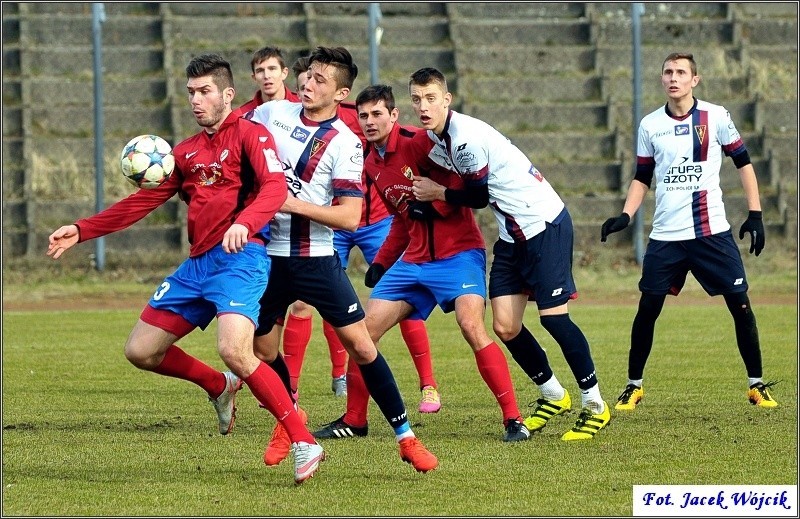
[232, 121, 288, 234]
[76, 177, 179, 242]
[373, 211, 411, 268]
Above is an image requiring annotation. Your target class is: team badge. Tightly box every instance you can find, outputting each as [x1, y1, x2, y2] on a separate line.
[694, 125, 707, 144]
[310, 138, 326, 157]
[402, 165, 413, 180]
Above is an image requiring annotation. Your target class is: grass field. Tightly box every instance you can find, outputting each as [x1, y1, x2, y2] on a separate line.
[2, 275, 797, 516]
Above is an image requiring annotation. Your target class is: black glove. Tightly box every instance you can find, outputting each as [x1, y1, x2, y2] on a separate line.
[364, 263, 386, 288]
[738, 210, 765, 256]
[407, 200, 438, 221]
[600, 213, 631, 242]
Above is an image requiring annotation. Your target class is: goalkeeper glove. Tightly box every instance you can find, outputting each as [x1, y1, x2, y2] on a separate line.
[600, 213, 631, 242]
[738, 210, 765, 256]
[364, 263, 387, 288]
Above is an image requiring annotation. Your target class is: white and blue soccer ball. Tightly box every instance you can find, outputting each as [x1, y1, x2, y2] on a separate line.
[119, 134, 175, 189]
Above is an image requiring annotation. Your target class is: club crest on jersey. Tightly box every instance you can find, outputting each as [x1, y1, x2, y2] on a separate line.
[291, 127, 310, 142]
[402, 165, 413, 180]
[220, 149, 229, 162]
[310, 138, 326, 157]
[694, 124, 707, 143]
[674, 124, 690, 136]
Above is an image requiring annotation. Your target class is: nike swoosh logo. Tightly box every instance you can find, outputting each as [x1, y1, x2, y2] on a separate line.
[461, 283, 478, 289]
[185, 150, 199, 159]
[229, 301, 246, 307]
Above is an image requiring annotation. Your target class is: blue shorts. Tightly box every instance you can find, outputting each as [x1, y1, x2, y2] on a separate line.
[255, 254, 365, 335]
[488, 208, 577, 310]
[333, 216, 393, 269]
[370, 248, 487, 320]
[148, 242, 270, 329]
[639, 230, 748, 296]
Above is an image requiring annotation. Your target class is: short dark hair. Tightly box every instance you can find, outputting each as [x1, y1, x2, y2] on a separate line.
[186, 53, 234, 91]
[308, 46, 358, 89]
[292, 55, 311, 79]
[250, 46, 287, 73]
[356, 84, 396, 113]
[663, 52, 697, 76]
[409, 67, 448, 92]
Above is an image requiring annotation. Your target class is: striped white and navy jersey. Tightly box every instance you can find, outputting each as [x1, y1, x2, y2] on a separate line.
[637, 98, 748, 241]
[424, 110, 564, 243]
[246, 100, 364, 257]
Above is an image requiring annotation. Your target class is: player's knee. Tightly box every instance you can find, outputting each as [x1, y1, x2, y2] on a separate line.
[123, 338, 159, 370]
[492, 319, 521, 343]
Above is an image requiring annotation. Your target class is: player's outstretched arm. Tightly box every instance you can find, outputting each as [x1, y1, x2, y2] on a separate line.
[47, 224, 80, 260]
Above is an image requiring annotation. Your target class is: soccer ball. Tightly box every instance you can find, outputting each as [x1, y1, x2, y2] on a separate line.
[119, 134, 175, 189]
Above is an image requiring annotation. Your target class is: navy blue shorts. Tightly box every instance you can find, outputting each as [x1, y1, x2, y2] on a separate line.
[639, 230, 748, 296]
[255, 254, 365, 335]
[488, 208, 577, 310]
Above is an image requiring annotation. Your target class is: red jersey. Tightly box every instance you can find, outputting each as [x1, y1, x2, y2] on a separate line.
[337, 101, 391, 227]
[76, 113, 287, 257]
[367, 123, 485, 266]
[231, 85, 300, 118]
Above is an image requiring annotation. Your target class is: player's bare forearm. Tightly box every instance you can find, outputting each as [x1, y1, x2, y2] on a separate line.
[738, 164, 762, 211]
[622, 179, 649, 217]
[282, 195, 361, 231]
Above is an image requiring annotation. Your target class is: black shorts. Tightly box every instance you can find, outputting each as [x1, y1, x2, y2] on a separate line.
[255, 253, 365, 335]
[488, 208, 577, 310]
[639, 230, 749, 296]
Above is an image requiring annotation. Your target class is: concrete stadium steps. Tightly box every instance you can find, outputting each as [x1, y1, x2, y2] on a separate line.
[455, 46, 597, 75]
[19, 3, 160, 15]
[590, 2, 731, 19]
[23, 46, 164, 77]
[460, 73, 603, 103]
[535, 161, 624, 194]
[764, 131, 798, 187]
[22, 13, 162, 46]
[28, 77, 167, 109]
[450, 2, 587, 19]
[166, 13, 307, 49]
[595, 46, 746, 78]
[309, 14, 450, 47]
[509, 131, 618, 163]
[593, 19, 734, 46]
[462, 101, 610, 132]
[602, 74, 751, 103]
[310, 3, 447, 16]
[30, 105, 171, 138]
[450, 19, 592, 46]
[739, 18, 799, 45]
[167, 3, 303, 16]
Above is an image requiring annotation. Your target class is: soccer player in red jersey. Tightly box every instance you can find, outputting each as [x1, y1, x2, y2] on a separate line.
[313, 84, 530, 443]
[231, 46, 300, 118]
[46, 54, 324, 484]
[601, 52, 778, 410]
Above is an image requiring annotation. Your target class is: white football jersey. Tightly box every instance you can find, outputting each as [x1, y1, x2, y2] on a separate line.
[638, 98, 747, 241]
[424, 110, 564, 243]
[247, 100, 364, 256]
